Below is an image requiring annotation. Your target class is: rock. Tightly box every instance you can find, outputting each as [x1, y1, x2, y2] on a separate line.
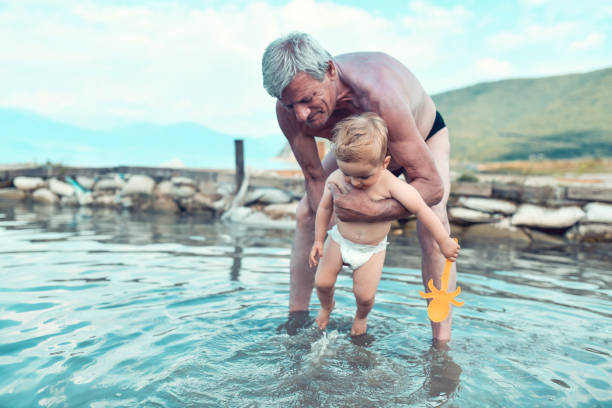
[457, 197, 517, 215]
[461, 220, 531, 243]
[32, 188, 58, 205]
[216, 183, 235, 198]
[198, 180, 219, 195]
[93, 194, 118, 208]
[14, 177, 44, 191]
[76, 176, 95, 190]
[582, 202, 612, 224]
[403, 219, 418, 234]
[120, 175, 155, 196]
[222, 206, 296, 229]
[245, 188, 293, 205]
[524, 229, 566, 245]
[156, 181, 174, 196]
[95, 176, 126, 191]
[566, 223, 612, 242]
[173, 185, 196, 199]
[76, 191, 94, 206]
[119, 196, 133, 209]
[0, 188, 26, 201]
[49, 178, 75, 197]
[449, 207, 499, 224]
[511, 204, 584, 229]
[152, 196, 180, 213]
[171, 176, 195, 187]
[192, 193, 217, 210]
[451, 181, 492, 197]
[60, 195, 79, 206]
[263, 202, 298, 220]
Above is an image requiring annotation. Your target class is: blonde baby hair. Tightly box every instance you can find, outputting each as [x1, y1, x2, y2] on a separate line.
[332, 112, 388, 165]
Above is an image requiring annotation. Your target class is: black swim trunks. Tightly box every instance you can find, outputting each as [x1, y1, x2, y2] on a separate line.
[425, 111, 446, 141]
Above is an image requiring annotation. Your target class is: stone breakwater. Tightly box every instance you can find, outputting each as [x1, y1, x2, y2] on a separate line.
[1, 165, 611, 243]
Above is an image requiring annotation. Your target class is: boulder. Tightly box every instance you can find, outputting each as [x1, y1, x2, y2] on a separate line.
[95, 176, 126, 191]
[263, 202, 298, 220]
[192, 193, 217, 210]
[511, 204, 584, 229]
[582, 202, 612, 224]
[173, 185, 196, 199]
[93, 194, 118, 208]
[524, 229, 566, 245]
[32, 188, 58, 205]
[461, 220, 531, 243]
[121, 175, 155, 196]
[156, 181, 174, 197]
[245, 188, 293, 205]
[566, 224, 612, 242]
[75, 191, 94, 206]
[152, 196, 180, 213]
[0, 188, 26, 201]
[222, 206, 296, 229]
[449, 207, 499, 224]
[171, 176, 195, 187]
[49, 178, 75, 197]
[76, 176, 95, 190]
[14, 177, 44, 191]
[457, 197, 517, 215]
[60, 195, 79, 206]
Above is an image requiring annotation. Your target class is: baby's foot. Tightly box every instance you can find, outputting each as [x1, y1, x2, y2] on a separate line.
[351, 316, 368, 336]
[316, 301, 335, 330]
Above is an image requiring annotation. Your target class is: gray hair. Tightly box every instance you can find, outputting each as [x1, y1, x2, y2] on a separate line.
[262, 32, 333, 98]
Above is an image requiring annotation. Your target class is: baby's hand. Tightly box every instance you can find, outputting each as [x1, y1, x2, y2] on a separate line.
[440, 237, 460, 262]
[309, 241, 324, 267]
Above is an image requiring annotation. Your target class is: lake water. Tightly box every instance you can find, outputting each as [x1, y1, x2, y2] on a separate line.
[0, 201, 610, 407]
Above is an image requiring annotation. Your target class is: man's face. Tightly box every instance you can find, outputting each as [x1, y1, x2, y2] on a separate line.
[279, 71, 335, 129]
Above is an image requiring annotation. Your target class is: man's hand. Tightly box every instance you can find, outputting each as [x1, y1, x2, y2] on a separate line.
[328, 182, 409, 222]
[309, 241, 324, 267]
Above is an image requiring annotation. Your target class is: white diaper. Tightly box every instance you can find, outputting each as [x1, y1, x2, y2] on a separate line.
[328, 225, 388, 270]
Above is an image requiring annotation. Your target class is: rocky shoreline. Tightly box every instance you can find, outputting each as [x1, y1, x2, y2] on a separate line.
[1, 165, 611, 244]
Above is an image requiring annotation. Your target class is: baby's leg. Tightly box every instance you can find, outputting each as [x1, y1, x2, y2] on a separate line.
[351, 250, 386, 336]
[314, 238, 343, 330]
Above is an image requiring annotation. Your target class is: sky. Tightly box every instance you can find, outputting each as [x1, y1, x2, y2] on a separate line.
[1, 0, 611, 139]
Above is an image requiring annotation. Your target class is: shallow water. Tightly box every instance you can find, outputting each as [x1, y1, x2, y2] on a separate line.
[0, 201, 610, 408]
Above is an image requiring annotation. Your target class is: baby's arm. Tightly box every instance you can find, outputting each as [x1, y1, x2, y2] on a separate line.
[309, 176, 335, 267]
[387, 175, 460, 261]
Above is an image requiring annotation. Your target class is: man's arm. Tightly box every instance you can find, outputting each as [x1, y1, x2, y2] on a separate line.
[333, 100, 443, 223]
[276, 102, 326, 212]
[329, 182, 407, 222]
[382, 99, 444, 207]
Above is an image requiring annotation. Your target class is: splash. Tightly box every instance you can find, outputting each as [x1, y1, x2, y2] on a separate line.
[305, 330, 339, 368]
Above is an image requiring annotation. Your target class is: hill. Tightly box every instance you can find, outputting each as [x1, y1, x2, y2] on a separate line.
[0, 108, 284, 169]
[433, 67, 612, 162]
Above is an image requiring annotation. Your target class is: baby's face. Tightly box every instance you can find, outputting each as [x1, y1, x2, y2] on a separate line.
[337, 157, 388, 190]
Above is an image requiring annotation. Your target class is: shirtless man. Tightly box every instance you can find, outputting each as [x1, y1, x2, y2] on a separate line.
[262, 32, 456, 344]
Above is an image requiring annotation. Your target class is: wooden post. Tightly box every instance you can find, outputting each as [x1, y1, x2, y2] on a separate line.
[234, 139, 244, 192]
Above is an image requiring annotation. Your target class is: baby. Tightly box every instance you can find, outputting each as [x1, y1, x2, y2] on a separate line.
[309, 112, 460, 336]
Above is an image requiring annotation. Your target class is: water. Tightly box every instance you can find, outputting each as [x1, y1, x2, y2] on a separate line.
[0, 201, 610, 407]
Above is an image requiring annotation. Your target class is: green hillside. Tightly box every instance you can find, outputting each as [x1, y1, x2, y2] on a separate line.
[433, 67, 612, 162]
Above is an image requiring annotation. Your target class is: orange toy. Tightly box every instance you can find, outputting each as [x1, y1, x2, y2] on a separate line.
[419, 243, 464, 322]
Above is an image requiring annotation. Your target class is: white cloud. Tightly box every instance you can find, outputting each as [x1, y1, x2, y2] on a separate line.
[475, 58, 514, 78]
[519, 0, 549, 6]
[489, 32, 525, 50]
[0, 0, 609, 137]
[0, 0, 468, 136]
[569, 32, 605, 51]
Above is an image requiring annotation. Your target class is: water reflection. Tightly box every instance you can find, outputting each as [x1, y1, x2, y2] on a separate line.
[0, 200, 611, 407]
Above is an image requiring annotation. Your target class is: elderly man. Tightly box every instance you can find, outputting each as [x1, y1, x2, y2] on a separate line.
[262, 32, 456, 344]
